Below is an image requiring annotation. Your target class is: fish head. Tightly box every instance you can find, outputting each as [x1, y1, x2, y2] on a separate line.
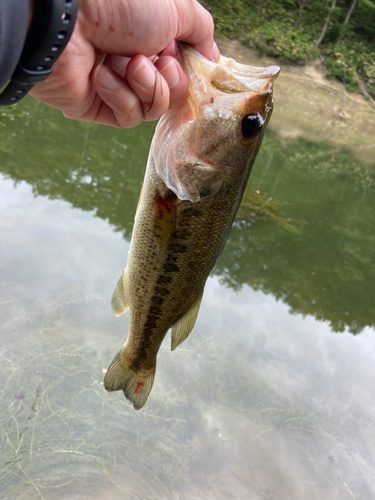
[152, 43, 280, 202]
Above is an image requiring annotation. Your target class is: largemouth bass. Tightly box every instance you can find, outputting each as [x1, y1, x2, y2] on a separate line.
[104, 43, 279, 410]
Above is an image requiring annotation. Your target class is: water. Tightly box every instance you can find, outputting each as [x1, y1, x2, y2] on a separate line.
[1, 94, 375, 500]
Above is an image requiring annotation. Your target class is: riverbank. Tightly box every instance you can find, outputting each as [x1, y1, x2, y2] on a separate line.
[218, 38, 375, 164]
[202, 0, 375, 101]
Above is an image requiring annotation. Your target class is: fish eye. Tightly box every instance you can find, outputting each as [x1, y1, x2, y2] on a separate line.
[241, 114, 263, 138]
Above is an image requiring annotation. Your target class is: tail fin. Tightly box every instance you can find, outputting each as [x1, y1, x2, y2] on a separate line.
[104, 349, 155, 410]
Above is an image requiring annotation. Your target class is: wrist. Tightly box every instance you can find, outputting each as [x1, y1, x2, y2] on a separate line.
[0, 0, 79, 106]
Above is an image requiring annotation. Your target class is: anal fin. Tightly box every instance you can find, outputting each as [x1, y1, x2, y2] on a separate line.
[111, 270, 129, 317]
[171, 289, 204, 351]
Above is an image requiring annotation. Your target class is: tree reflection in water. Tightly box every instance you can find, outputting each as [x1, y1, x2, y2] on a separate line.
[1, 98, 374, 334]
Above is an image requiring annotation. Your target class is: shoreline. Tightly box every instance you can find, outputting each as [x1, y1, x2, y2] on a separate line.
[217, 38, 375, 164]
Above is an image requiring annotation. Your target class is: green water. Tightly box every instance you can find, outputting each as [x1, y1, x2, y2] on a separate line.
[1, 96, 374, 500]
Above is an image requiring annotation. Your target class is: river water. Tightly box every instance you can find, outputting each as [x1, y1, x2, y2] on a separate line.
[1, 92, 375, 499]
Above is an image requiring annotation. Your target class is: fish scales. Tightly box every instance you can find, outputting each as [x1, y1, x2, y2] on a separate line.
[104, 43, 280, 410]
[127, 165, 236, 359]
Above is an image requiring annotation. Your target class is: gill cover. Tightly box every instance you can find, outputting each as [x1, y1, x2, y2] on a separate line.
[151, 43, 279, 202]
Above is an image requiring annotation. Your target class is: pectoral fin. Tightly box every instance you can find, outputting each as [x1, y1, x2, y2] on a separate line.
[171, 290, 204, 351]
[111, 270, 129, 317]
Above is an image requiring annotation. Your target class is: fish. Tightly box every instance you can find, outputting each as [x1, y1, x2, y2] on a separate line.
[104, 43, 279, 410]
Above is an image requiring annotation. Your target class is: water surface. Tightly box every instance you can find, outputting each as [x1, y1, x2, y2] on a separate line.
[1, 96, 375, 500]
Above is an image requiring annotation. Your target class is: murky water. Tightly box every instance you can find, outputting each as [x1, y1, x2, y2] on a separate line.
[1, 95, 375, 500]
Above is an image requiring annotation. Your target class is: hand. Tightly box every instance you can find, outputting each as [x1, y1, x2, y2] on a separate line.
[30, 0, 220, 128]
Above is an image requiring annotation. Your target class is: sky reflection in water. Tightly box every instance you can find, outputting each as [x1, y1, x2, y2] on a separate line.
[0, 97, 375, 499]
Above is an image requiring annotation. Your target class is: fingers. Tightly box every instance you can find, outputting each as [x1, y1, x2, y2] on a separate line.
[152, 56, 188, 108]
[125, 55, 170, 121]
[126, 54, 189, 112]
[93, 64, 144, 127]
[92, 54, 188, 127]
[93, 57, 169, 126]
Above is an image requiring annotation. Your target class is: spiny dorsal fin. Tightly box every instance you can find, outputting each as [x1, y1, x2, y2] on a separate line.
[111, 270, 129, 317]
[104, 349, 155, 410]
[171, 289, 204, 351]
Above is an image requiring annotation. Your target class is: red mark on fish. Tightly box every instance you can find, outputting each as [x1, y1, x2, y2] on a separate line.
[135, 382, 145, 394]
[110, 25, 115, 32]
[153, 192, 174, 217]
[94, 21, 99, 27]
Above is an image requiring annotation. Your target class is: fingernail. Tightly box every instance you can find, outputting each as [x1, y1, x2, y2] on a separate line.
[132, 58, 156, 88]
[212, 42, 220, 62]
[160, 59, 180, 89]
[94, 64, 118, 90]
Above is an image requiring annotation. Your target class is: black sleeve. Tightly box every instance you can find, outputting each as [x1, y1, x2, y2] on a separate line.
[0, 0, 29, 89]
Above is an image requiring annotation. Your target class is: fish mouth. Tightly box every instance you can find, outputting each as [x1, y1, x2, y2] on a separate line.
[179, 43, 280, 95]
[217, 56, 280, 92]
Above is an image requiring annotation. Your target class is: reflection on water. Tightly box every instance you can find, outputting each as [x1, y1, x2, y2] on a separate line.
[1, 100, 374, 334]
[219, 133, 375, 334]
[1, 97, 375, 499]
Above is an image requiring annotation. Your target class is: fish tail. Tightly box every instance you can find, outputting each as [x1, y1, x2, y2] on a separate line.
[104, 348, 155, 410]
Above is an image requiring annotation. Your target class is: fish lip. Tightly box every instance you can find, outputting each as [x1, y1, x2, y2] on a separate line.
[220, 56, 280, 80]
[180, 42, 280, 78]
[179, 42, 280, 94]
[216, 58, 280, 92]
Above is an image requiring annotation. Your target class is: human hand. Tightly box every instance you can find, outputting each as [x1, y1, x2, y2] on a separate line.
[30, 0, 220, 128]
